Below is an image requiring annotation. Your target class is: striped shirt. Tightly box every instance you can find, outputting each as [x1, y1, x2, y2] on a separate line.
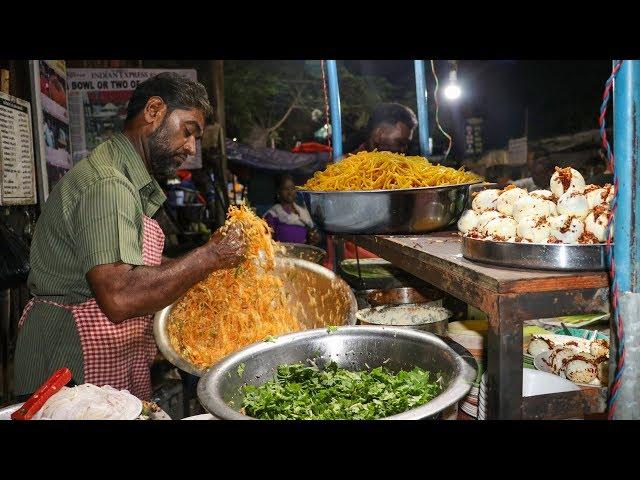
[14, 133, 166, 394]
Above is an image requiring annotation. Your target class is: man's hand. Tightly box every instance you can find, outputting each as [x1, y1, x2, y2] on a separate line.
[86, 223, 248, 324]
[204, 222, 248, 270]
[307, 229, 322, 246]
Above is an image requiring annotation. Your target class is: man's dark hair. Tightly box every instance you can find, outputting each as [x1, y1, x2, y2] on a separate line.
[366, 103, 418, 134]
[126, 72, 213, 122]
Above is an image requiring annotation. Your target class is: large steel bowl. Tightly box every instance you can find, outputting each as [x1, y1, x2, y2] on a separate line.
[299, 182, 481, 234]
[197, 326, 477, 420]
[277, 242, 326, 264]
[154, 257, 358, 376]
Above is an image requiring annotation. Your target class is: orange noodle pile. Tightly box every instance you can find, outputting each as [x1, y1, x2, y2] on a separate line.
[167, 204, 299, 369]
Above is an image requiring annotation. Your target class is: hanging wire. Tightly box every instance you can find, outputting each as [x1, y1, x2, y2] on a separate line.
[320, 60, 333, 160]
[601, 59, 623, 419]
[430, 60, 453, 161]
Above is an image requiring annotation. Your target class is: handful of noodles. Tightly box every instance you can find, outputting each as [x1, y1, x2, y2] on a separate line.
[301, 150, 482, 191]
[167, 204, 299, 370]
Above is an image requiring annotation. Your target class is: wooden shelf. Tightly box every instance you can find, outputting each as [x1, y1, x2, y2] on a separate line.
[338, 232, 610, 419]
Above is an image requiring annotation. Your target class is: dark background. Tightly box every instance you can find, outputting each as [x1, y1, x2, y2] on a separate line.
[343, 60, 611, 155]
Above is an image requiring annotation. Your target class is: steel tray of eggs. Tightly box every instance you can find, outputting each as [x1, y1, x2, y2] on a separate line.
[458, 167, 613, 245]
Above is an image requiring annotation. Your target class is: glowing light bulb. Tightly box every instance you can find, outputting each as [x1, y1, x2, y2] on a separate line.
[444, 69, 462, 101]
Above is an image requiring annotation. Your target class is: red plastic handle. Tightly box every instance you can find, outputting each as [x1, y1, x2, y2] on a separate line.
[11, 368, 72, 420]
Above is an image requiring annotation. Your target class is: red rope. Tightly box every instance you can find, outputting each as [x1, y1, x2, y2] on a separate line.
[602, 60, 623, 420]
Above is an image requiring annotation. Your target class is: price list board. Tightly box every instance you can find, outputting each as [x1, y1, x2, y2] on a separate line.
[0, 91, 37, 205]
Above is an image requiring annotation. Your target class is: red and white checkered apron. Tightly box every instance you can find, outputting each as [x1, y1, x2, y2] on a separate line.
[19, 215, 165, 400]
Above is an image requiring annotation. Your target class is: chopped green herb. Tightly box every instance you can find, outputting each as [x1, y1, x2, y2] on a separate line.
[264, 335, 277, 342]
[327, 325, 338, 333]
[237, 363, 246, 377]
[241, 361, 443, 420]
[234, 265, 243, 277]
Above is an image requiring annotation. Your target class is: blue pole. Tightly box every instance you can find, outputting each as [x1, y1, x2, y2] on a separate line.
[414, 60, 431, 156]
[326, 60, 343, 161]
[613, 60, 640, 292]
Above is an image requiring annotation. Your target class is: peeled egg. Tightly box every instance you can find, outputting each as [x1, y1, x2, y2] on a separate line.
[472, 189, 500, 213]
[597, 359, 609, 384]
[528, 336, 554, 356]
[565, 354, 597, 384]
[457, 209, 479, 234]
[590, 339, 609, 358]
[557, 191, 589, 219]
[550, 167, 586, 197]
[584, 210, 610, 242]
[586, 185, 614, 210]
[548, 215, 585, 244]
[551, 348, 576, 374]
[496, 187, 528, 216]
[529, 189, 554, 201]
[529, 189, 558, 215]
[513, 195, 554, 222]
[517, 216, 551, 243]
[477, 211, 503, 234]
[484, 217, 517, 240]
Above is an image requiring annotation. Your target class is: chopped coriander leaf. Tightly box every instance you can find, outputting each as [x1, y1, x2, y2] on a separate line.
[237, 363, 246, 377]
[240, 361, 443, 420]
[327, 325, 339, 333]
[264, 335, 277, 342]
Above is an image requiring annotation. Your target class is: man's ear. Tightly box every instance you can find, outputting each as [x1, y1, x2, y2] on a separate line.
[143, 96, 167, 126]
[371, 126, 385, 146]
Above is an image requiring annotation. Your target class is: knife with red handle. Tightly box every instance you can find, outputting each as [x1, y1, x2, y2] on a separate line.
[11, 368, 72, 420]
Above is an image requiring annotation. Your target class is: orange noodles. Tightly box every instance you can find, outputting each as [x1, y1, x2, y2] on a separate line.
[167, 204, 299, 369]
[301, 150, 482, 191]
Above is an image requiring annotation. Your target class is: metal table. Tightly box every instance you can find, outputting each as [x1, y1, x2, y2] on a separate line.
[340, 231, 610, 420]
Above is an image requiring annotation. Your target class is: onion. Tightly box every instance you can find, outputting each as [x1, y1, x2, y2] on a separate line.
[31, 384, 142, 420]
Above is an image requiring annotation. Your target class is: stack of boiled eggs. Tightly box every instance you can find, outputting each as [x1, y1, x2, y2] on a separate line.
[458, 167, 613, 244]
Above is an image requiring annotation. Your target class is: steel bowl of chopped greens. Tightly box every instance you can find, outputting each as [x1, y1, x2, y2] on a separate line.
[196, 326, 477, 420]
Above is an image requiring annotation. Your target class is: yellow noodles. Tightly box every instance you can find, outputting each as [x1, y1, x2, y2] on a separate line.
[167, 204, 299, 370]
[301, 150, 482, 191]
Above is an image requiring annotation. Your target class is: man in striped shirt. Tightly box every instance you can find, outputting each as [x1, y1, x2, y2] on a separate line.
[14, 73, 248, 399]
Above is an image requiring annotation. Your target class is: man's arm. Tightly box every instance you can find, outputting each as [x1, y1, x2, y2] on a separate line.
[86, 223, 246, 324]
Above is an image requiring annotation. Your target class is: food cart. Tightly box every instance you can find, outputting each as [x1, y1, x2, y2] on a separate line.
[305, 60, 639, 420]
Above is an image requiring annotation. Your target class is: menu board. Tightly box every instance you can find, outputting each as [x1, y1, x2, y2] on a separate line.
[0, 91, 37, 205]
[464, 117, 484, 156]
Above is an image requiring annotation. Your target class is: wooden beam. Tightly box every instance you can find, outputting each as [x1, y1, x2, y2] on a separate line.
[0, 69, 9, 94]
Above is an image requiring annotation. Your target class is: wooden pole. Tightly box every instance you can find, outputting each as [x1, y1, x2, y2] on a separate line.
[0, 69, 9, 94]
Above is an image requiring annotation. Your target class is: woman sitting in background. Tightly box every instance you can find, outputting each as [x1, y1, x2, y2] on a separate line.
[263, 174, 321, 246]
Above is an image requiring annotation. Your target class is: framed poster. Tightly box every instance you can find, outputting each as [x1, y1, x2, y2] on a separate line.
[0, 91, 37, 205]
[29, 60, 73, 204]
[67, 68, 202, 170]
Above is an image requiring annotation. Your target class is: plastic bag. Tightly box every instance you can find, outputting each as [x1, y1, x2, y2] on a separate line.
[0, 218, 30, 289]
